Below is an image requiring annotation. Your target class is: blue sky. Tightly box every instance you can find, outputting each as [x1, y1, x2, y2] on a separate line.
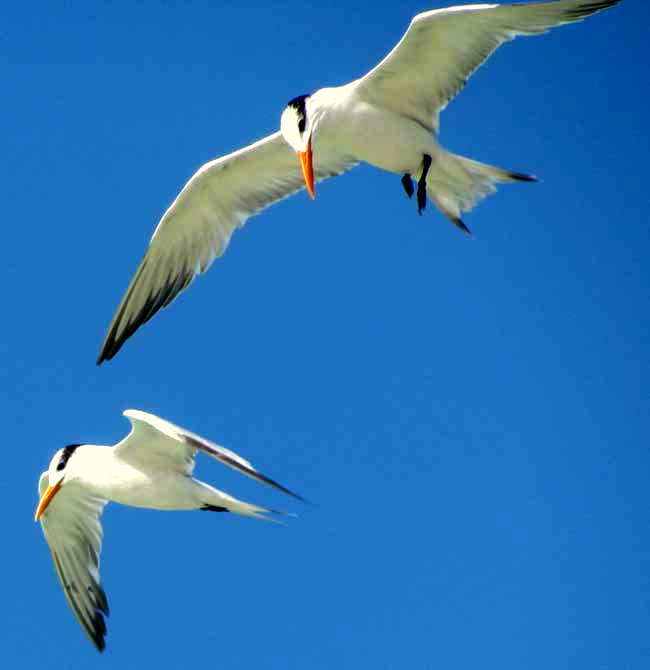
[2, 1, 648, 668]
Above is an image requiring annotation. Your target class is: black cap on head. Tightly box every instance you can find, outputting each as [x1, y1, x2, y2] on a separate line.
[56, 443, 82, 471]
[286, 94, 310, 133]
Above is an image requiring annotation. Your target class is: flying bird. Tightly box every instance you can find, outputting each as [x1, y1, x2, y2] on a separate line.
[35, 409, 303, 651]
[97, 0, 621, 363]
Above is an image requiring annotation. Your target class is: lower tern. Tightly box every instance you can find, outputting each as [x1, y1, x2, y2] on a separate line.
[98, 1, 621, 363]
[35, 409, 302, 651]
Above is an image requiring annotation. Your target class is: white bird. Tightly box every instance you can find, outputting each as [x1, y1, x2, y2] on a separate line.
[34, 409, 302, 651]
[97, 0, 621, 363]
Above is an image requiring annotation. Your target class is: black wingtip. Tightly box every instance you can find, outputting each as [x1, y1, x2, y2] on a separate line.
[88, 611, 108, 652]
[96, 337, 121, 365]
[508, 171, 538, 183]
[262, 475, 309, 505]
[565, 0, 622, 20]
[272, 479, 310, 505]
[452, 217, 473, 237]
[95, 252, 195, 366]
[96, 339, 110, 365]
[96, 339, 120, 365]
[96, 326, 123, 366]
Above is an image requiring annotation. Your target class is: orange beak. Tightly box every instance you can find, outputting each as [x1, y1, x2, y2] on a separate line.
[34, 478, 63, 521]
[297, 136, 315, 199]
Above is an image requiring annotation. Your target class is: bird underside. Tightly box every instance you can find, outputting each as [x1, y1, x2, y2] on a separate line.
[400, 150, 537, 235]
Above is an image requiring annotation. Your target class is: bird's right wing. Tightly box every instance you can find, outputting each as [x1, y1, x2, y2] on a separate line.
[354, 1, 620, 132]
[98, 131, 357, 363]
[38, 472, 109, 651]
[115, 409, 303, 500]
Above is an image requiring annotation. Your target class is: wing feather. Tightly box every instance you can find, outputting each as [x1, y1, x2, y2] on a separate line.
[98, 132, 357, 363]
[355, 0, 621, 131]
[39, 475, 109, 651]
[115, 410, 304, 500]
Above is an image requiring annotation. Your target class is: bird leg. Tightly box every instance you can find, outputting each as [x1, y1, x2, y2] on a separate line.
[417, 154, 432, 214]
[401, 173, 414, 198]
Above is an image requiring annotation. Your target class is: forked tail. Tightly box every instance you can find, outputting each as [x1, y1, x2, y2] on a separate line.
[201, 486, 293, 523]
[427, 149, 536, 234]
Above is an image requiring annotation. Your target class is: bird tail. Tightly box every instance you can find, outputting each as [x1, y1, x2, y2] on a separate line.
[427, 149, 537, 235]
[201, 486, 292, 523]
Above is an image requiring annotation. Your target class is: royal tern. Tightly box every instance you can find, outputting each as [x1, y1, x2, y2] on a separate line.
[97, 0, 621, 363]
[35, 409, 302, 651]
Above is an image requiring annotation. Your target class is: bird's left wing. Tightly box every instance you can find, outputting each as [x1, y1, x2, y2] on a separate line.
[97, 131, 357, 363]
[115, 410, 303, 500]
[354, 1, 620, 132]
[38, 472, 109, 651]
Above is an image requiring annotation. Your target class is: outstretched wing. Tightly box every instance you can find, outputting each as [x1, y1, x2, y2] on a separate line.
[114, 409, 303, 500]
[98, 132, 357, 363]
[38, 472, 109, 651]
[354, 1, 620, 132]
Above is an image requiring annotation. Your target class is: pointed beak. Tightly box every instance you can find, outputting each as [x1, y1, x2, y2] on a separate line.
[34, 478, 63, 521]
[297, 136, 315, 199]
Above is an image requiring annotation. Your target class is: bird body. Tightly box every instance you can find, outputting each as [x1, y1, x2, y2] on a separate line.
[35, 410, 302, 650]
[96, 1, 622, 363]
[43, 444, 221, 511]
[304, 84, 436, 175]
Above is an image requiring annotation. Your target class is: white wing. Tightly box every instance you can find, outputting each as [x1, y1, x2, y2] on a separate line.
[98, 132, 357, 363]
[354, 0, 620, 132]
[38, 472, 109, 651]
[114, 409, 303, 500]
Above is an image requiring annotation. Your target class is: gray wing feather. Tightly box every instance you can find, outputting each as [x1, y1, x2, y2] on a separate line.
[39, 475, 109, 651]
[98, 132, 357, 363]
[116, 410, 304, 500]
[355, 1, 621, 131]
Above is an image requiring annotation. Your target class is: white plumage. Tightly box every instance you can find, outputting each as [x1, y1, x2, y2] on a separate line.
[35, 410, 302, 651]
[98, 1, 621, 363]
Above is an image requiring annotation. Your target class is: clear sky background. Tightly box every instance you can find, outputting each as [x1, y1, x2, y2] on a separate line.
[1, 1, 648, 668]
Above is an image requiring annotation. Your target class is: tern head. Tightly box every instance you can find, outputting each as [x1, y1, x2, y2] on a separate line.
[280, 94, 315, 199]
[35, 443, 82, 521]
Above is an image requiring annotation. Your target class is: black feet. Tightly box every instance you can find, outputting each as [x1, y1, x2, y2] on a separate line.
[401, 155, 432, 213]
[401, 173, 414, 198]
[201, 504, 229, 512]
[417, 154, 432, 214]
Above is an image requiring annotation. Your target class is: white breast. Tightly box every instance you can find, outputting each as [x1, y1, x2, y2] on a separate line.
[312, 83, 439, 175]
[74, 446, 202, 510]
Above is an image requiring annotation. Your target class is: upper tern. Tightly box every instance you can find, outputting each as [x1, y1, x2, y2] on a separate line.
[97, 1, 621, 363]
[35, 409, 302, 651]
